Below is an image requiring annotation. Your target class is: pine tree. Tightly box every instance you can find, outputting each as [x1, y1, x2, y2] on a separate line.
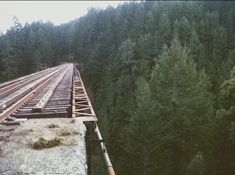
[150, 38, 213, 175]
[33, 50, 42, 70]
[0, 58, 5, 81]
[189, 28, 206, 70]
[186, 152, 205, 175]
[211, 67, 235, 175]
[173, 16, 191, 44]
[210, 26, 229, 108]
[121, 77, 158, 175]
[159, 13, 171, 47]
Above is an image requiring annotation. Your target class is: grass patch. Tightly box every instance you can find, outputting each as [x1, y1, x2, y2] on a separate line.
[48, 124, 59, 128]
[32, 137, 61, 149]
[70, 119, 76, 123]
[60, 130, 71, 136]
[73, 131, 80, 135]
[59, 129, 80, 136]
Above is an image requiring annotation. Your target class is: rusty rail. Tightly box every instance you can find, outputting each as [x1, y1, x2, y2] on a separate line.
[0, 65, 68, 122]
[32, 66, 69, 112]
[0, 65, 61, 94]
[12, 64, 73, 118]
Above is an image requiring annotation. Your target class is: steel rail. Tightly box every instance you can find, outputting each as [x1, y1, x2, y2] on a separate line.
[0, 67, 61, 98]
[32, 66, 70, 112]
[0, 65, 68, 123]
[0, 65, 60, 91]
[0, 66, 66, 111]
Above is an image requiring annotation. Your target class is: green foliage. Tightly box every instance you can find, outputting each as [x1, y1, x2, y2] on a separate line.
[0, 58, 5, 81]
[186, 152, 205, 175]
[150, 38, 213, 175]
[174, 16, 191, 44]
[121, 77, 158, 175]
[210, 67, 235, 175]
[220, 67, 235, 109]
[189, 28, 206, 70]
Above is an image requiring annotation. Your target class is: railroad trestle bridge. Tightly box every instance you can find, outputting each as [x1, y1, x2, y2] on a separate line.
[0, 63, 115, 175]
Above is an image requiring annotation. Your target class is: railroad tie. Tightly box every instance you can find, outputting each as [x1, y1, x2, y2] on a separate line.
[32, 68, 69, 113]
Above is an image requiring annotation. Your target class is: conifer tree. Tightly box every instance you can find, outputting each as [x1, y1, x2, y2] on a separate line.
[211, 67, 235, 175]
[0, 58, 5, 81]
[189, 28, 206, 70]
[186, 152, 205, 175]
[150, 38, 213, 175]
[121, 77, 158, 175]
[174, 16, 191, 44]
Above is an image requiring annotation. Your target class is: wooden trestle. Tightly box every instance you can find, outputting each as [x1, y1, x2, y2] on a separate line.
[72, 66, 115, 175]
[72, 69, 97, 121]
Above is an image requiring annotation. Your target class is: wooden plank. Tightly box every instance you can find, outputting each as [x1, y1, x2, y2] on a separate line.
[78, 117, 97, 122]
[75, 112, 95, 116]
[0, 65, 69, 123]
[12, 112, 67, 118]
[75, 107, 91, 111]
[75, 104, 91, 107]
[32, 68, 69, 112]
[0, 68, 64, 111]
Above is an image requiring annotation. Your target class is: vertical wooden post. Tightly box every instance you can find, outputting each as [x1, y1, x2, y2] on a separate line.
[85, 121, 93, 175]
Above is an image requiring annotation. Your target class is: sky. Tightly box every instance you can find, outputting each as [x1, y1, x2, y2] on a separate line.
[0, 1, 124, 33]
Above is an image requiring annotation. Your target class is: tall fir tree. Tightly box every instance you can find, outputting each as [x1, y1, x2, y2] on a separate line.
[211, 67, 235, 175]
[121, 77, 158, 175]
[150, 38, 213, 175]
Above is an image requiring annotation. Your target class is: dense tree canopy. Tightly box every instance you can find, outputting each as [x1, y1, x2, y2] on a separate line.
[0, 1, 234, 174]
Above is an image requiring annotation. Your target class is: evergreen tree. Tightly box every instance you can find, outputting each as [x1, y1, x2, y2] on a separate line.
[186, 152, 205, 175]
[211, 67, 235, 175]
[173, 16, 191, 44]
[0, 58, 5, 81]
[150, 38, 213, 175]
[189, 28, 206, 70]
[33, 50, 42, 70]
[158, 13, 171, 47]
[121, 77, 158, 175]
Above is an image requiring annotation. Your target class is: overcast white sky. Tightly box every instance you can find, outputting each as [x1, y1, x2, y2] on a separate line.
[0, 1, 124, 33]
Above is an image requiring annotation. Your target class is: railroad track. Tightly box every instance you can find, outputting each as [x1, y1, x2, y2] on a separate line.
[0, 64, 73, 123]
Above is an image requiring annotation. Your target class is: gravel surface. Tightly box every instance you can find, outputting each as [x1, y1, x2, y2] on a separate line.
[0, 118, 87, 175]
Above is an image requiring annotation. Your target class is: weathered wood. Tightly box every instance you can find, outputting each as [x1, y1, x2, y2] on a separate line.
[0, 66, 67, 122]
[74, 112, 95, 116]
[32, 68, 69, 112]
[71, 67, 115, 174]
[1, 121, 21, 125]
[0, 67, 64, 111]
[12, 112, 67, 118]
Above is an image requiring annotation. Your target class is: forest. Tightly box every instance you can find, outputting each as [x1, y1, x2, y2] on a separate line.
[0, 1, 235, 175]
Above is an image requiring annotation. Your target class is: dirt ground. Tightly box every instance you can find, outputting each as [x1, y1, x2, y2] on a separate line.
[0, 118, 87, 175]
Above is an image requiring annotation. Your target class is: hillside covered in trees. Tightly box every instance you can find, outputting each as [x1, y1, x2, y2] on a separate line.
[0, 1, 235, 175]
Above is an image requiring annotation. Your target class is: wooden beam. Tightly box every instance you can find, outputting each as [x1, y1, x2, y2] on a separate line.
[32, 68, 69, 112]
